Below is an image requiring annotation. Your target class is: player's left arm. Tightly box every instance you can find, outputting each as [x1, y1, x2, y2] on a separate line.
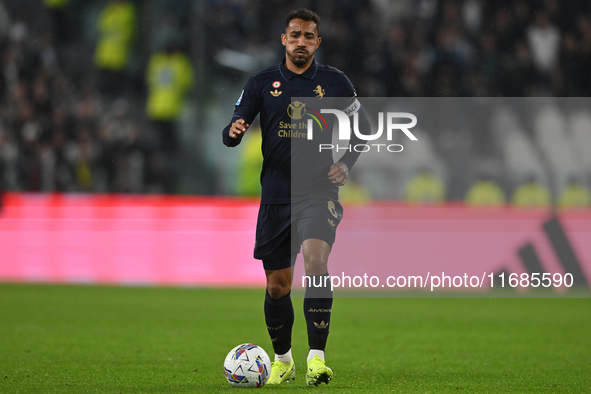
[329, 108, 369, 186]
[329, 78, 370, 186]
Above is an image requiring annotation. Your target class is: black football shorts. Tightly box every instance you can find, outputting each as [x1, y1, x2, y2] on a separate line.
[254, 198, 344, 270]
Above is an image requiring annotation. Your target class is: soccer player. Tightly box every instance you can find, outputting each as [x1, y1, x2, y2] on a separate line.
[223, 9, 369, 386]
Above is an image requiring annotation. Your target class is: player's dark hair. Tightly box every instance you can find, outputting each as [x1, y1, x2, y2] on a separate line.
[286, 9, 320, 35]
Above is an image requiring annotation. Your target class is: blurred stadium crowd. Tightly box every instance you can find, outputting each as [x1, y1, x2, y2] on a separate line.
[207, 0, 591, 97]
[0, 0, 590, 207]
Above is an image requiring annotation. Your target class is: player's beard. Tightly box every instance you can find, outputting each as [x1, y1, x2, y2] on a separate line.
[288, 48, 311, 67]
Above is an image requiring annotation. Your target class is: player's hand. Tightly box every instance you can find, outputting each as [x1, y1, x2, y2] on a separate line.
[229, 119, 250, 139]
[328, 162, 349, 186]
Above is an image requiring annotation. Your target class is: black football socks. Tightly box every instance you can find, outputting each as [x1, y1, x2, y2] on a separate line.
[264, 290, 294, 356]
[304, 273, 333, 351]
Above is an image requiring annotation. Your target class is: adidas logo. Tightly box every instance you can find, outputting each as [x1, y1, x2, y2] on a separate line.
[314, 321, 329, 329]
[494, 216, 589, 288]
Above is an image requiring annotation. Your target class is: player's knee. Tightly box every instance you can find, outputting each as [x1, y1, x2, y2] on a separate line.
[266, 281, 291, 299]
[304, 255, 328, 275]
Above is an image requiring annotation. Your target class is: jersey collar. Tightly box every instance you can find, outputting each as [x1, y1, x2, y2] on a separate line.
[279, 58, 318, 81]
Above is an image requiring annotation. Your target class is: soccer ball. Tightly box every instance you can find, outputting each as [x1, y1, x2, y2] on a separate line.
[223, 343, 271, 388]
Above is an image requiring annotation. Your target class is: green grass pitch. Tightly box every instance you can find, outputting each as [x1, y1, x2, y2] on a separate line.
[1, 283, 590, 393]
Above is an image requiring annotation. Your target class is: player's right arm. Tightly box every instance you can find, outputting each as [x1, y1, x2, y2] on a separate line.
[222, 77, 260, 147]
[228, 119, 250, 139]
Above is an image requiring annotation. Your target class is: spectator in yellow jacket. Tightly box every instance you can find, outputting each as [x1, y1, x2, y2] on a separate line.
[235, 127, 263, 197]
[464, 177, 506, 207]
[94, 0, 137, 97]
[404, 169, 445, 205]
[558, 179, 591, 209]
[146, 42, 194, 153]
[511, 177, 552, 208]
